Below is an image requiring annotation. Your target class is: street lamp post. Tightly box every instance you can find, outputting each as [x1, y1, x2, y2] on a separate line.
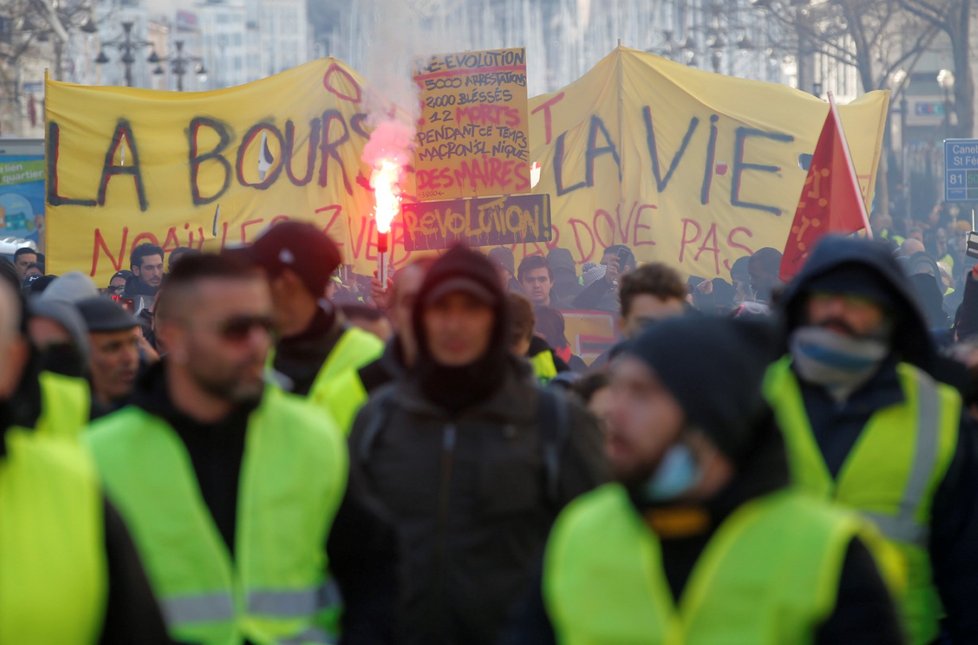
[94, 21, 155, 87]
[889, 69, 910, 210]
[151, 40, 207, 91]
[900, 91, 909, 201]
[52, 14, 98, 81]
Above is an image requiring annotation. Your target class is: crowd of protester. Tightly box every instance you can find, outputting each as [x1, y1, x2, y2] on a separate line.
[5, 206, 978, 644]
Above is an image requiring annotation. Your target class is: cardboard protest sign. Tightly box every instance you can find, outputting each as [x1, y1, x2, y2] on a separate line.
[45, 59, 378, 280]
[561, 309, 617, 364]
[402, 194, 550, 250]
[525, 47, 889, 279]
[414, 48, 530, 200]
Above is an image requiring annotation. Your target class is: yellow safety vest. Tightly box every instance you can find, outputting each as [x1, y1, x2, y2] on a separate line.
[530, 350, 559, 385]
[306, 327, 383, 433]
[34, 370, 90, 439]
[764, 357, 959, 645]
[86, 385, 348, 645]
[544, 484, 877, 644]
[0, 428, 107, 643]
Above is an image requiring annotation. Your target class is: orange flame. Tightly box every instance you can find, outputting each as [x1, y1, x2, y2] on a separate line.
[371, 159, 401, 234]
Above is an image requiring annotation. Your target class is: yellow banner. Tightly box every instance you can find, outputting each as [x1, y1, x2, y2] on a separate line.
[47, 49, 888, 283]
[525, 47, 889, 278]
[46, 59, 377, 280]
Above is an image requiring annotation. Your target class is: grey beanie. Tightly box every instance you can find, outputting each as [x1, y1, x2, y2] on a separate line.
[40, 272, 100, 304]
[27, 297, 91, 365]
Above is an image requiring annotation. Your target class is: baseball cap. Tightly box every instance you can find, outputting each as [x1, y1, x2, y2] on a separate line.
[75, 296, 138, 333]
[419, 246, 504, 309]
[228, 221, 342, 298]
[425, 277, 497, 306]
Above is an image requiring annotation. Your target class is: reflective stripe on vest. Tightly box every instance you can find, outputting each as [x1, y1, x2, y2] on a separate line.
[162, 593, 235, 624]
[86, 385, 349, 645]
[0, 429, 108, 644]
[248, 581, 343, 617]
[862, 374, 941, 546]
[278, 626, 337, 644]
[544, 485, 871, 644]
[763, 357, 959, 645]
[35, 371, 90, 439]
[163, 582, 343, 624]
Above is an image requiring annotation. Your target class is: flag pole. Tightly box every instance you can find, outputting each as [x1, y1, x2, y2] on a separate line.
[827, 91, 874, 239]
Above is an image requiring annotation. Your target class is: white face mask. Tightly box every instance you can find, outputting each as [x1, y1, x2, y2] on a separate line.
[642, 443, 701, 502]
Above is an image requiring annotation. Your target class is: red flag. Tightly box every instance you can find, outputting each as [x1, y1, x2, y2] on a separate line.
[779, 96, 872, 282]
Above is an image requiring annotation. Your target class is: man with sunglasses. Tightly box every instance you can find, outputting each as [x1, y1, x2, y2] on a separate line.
[764, 235, 978, 644]
[85, 254, 394, 644]
[232, 221, 383, 433]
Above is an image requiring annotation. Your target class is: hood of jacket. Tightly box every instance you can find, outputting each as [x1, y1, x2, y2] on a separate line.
[779, 235, 934, 371]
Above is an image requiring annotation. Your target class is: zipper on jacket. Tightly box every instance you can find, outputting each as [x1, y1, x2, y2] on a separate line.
[435, 423, 457, 638]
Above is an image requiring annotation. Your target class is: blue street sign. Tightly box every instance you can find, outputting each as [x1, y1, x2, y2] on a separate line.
[944, 139, 978, 201]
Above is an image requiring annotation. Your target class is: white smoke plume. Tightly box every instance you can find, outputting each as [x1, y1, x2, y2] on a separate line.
[358, 0, 463, 190]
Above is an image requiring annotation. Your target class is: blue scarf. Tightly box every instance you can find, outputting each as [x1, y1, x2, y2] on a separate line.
[789, 326, 888, 401]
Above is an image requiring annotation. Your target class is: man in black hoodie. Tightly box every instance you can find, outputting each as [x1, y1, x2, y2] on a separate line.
[765, 235, 978, 644]
[350, 245, 607, 645]
[506, 316, 902, 644]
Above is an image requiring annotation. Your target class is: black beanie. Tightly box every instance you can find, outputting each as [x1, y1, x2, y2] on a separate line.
[621, 316, 779, 464]
[801, 262, 901, 313]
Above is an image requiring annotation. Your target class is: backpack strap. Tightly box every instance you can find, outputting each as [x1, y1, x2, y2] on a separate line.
[538, 387, 570, 506]
[357, 394, 394, 466]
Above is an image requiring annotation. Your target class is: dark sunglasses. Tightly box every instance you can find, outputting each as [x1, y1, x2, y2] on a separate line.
[218, 315, 275, 342]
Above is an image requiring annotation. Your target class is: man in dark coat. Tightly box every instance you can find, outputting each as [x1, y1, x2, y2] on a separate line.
[766, 235, 978, 644]
[350, 245, 607, 645]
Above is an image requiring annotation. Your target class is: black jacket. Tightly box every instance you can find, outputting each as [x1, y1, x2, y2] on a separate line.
[349, 359, 607, 645]
[126, 363, 398, 644]
[781, 237, 978, 640]
[123, 276, 158, 300]
[571, 276, 618, 312]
